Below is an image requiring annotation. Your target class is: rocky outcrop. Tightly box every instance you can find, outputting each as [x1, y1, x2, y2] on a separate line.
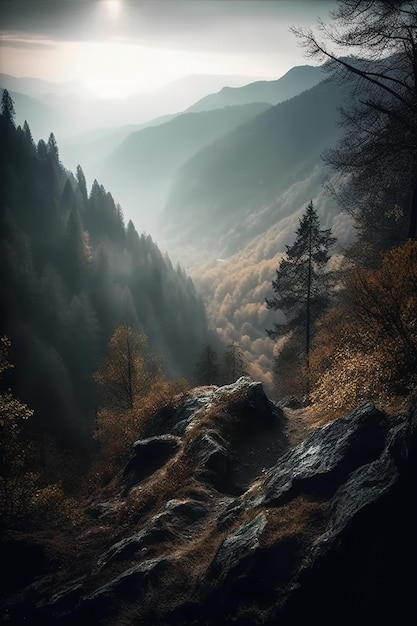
[122, 434, 180, 492]
[4, 380, 416, 625]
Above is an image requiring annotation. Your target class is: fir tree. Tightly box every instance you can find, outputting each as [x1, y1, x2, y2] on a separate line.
[0, 89, 15, 125]
[222, 341, 247, 384]
[194, 343, 219, 386]
[266, 201, 336, 395]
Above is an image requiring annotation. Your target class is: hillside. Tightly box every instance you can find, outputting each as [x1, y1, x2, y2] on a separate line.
[161, 78, 347, 257]
[0, 105, 211, 449]
[97, 102, 271, 234]
[2, 377, 416, 624]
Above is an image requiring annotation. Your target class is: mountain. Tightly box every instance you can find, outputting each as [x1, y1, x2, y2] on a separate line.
[160, 78, 348, 258]
[187, 64, 326, 112]
[0, 108, 211, 448]
[148, 73, 264, 114]
[0, 73, 93, 99]
[0, 88, 64, 142]
[97, 102, 272, 234]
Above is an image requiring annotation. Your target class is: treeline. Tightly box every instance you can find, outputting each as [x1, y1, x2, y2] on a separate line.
[0, 91, 210, 451]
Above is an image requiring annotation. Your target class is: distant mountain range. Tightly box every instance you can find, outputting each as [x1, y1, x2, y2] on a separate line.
[160, 77, 348, 257]
[187, 65, 326, 112]
[96, 102, 272, 232]
[1, 63, 350, 259]
[90, 63, 329, 235]
[0, 72, 263, 143]
[0, 73, 93, 99]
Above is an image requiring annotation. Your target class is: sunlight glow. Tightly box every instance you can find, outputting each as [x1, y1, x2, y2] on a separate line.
[104, 0, 122, 20]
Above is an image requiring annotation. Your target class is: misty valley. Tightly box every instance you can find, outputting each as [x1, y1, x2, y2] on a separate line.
[1, 2, 417, 624]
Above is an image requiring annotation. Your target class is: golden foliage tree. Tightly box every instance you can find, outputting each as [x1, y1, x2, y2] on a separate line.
[310, 241, 417, 411]
[94, 324, 163, 411]
[0, 337, 77, 530]
[92, 326, 188, 484]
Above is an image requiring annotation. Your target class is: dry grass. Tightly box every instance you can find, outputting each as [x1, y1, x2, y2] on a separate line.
[260, 496, 330, 549]
[297, 391, 413, 431]
[116, 454, 208, 528]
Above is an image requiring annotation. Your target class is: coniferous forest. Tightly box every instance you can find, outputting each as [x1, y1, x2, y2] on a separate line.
[0, 96, 209, 451]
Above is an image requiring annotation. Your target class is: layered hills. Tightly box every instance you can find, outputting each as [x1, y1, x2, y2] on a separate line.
[161, 77, 348, 258]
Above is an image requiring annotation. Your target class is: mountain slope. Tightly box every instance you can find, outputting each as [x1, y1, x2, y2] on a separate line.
[0, 88, 63, 141]
[187, 64, 325, 112]
[161, 78, 347, 257]
[0, 110, 210, 448]
[97, 102, 271, 233]
[0, 73, 92, 98]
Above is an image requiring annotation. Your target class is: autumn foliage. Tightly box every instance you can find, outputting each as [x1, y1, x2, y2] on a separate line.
[310, 241, 417, 411]
[91, 325, 189, 485]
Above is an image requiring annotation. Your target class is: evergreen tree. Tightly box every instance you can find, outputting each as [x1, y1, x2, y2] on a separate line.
[266, 201, 336, 395]
[194, 343, 219, 386]
[222, 341, 247, 383]
[0, 89, 15, 125]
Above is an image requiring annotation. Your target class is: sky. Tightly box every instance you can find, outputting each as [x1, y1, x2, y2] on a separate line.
[0, 0, 336, 98]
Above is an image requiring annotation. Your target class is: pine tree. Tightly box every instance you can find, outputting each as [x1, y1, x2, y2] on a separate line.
[0, 89, 15, 125]
[222, 341, 247, 384]
[194, 343, 219, 386]
[266, 201, 336, 395]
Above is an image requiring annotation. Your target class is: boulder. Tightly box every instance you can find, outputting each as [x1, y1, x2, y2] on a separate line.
[207, 512, 267, 586]
[250, 402, 387, 507]
[80, 558, 169, 622]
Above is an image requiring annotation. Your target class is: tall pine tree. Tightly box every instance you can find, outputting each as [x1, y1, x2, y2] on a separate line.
[266, 201, 336, 395]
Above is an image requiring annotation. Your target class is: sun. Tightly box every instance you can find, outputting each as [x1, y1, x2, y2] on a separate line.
[104, 0, 122, 20]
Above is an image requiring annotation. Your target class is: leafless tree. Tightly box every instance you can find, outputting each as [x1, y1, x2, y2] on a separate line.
[292, 1, 417, 243]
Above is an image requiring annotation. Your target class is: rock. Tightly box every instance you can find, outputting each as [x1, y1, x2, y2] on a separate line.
[213, 377, 279, 430]
[97, 527, 173, 568]
[81, 558, 169, 621]
[37, 577, 86, 615]
[207, 512, 267, 586]
[122, 434, 180, 491]
[186, 432, 229, 488]
[166, 389, 216, 436]
[7, 394, 417, 626]
[251, 402, 387, 507]
[164, 498, 208, 522]
[277, 396, 302, 409]
[270, 405, 417, 625]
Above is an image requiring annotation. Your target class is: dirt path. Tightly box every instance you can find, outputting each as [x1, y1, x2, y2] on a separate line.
[228, 407, 315, 493]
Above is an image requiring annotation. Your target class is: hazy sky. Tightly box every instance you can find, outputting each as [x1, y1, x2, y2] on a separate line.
[0, 1, 336, 98]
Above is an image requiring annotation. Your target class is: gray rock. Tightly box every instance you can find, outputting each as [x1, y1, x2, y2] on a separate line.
[252, 402, 387, 507]
[122, 434, 180, 491]
[97, 526, 173, 568]
[164, 498, 208, 522]
[207, 512, 267, 586]
[82, 558, 168, 614]
[186, 432, 229, 487]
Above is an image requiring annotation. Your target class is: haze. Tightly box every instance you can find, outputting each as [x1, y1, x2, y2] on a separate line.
[0, 0, 334, 98]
